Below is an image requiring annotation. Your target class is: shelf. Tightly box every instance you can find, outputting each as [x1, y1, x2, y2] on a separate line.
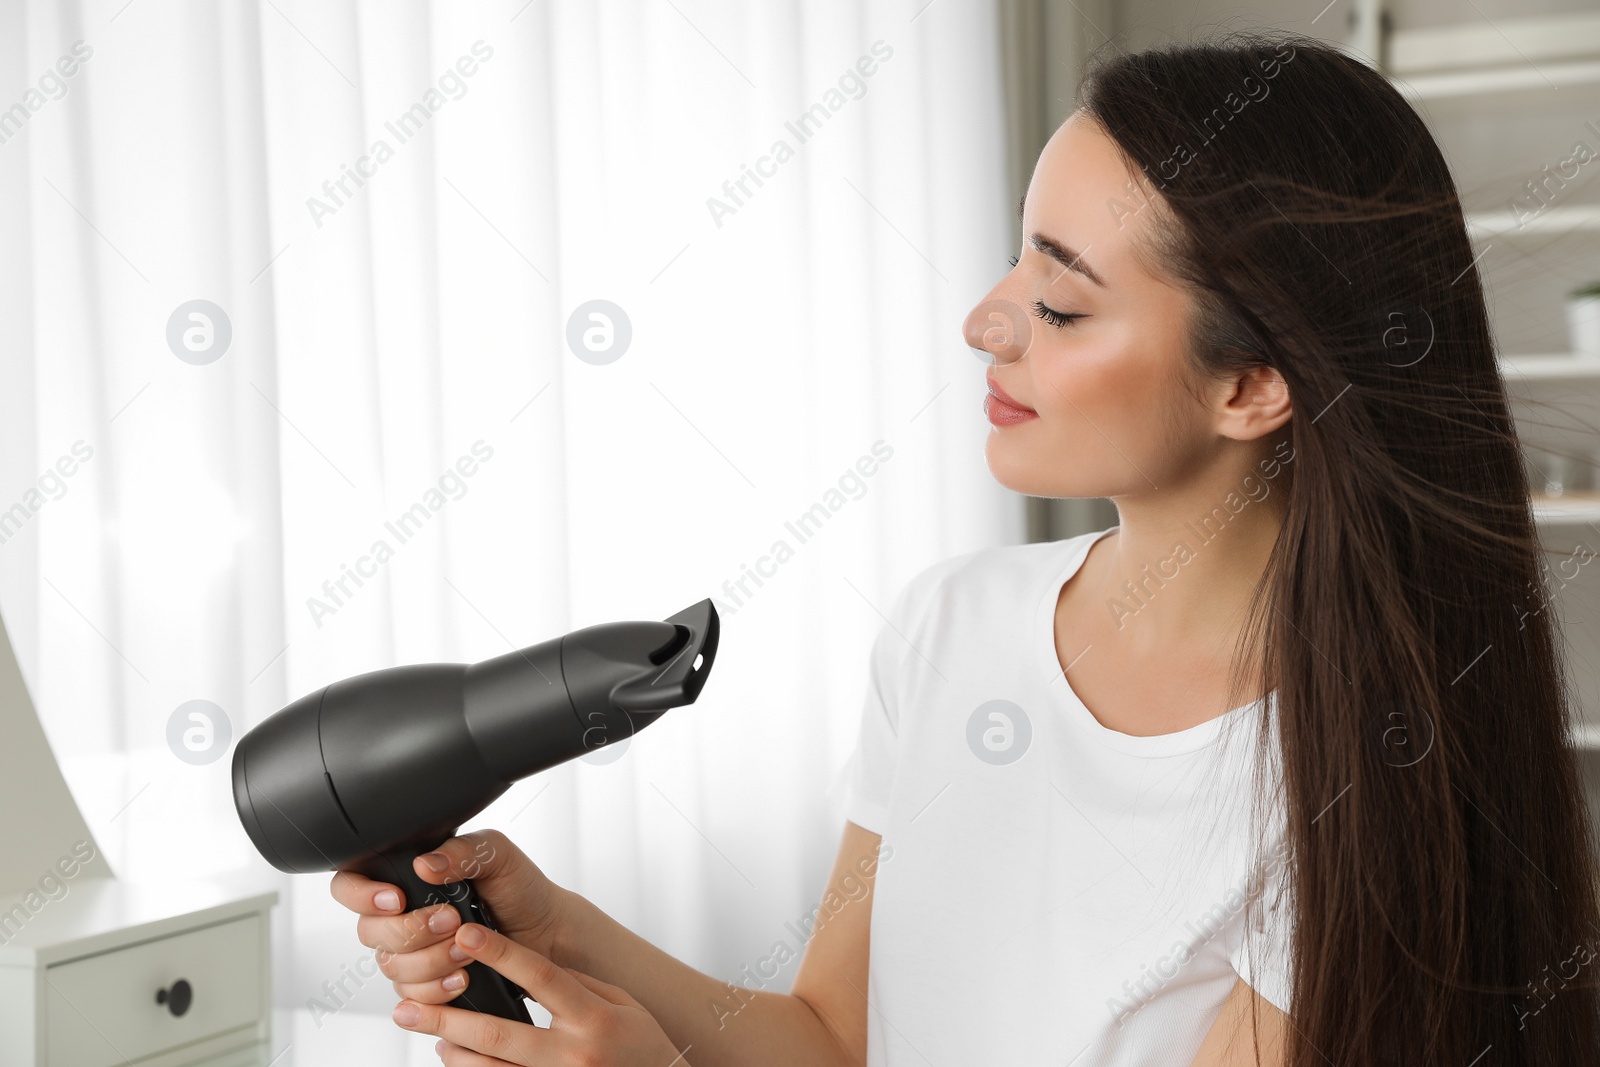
[1500, 354, 1600, 380]
[1533, 491, 1600, 525]
[1388, 12, 1600, 103]
[1395, 58, 1600, 104]
[1467, 205, 1600, 240]
[1379, 12, 1600, 761]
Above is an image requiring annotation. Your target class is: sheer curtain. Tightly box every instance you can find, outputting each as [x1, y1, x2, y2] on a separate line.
[0, 0, 1020, 1043]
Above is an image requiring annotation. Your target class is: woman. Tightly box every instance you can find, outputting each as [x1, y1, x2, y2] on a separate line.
[332, 30, 1600, 1065]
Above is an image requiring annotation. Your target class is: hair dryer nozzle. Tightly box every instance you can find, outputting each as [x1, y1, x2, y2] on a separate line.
[612, 597, 719, 713]
[457, 598, 720, 780]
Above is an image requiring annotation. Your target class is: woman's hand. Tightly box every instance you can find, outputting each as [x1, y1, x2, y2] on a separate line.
[329, 828, 575, 1005]
[393, 922, 690, 1067]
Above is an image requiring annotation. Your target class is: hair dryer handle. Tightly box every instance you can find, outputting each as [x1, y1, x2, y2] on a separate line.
[355, 849, 534, 1025]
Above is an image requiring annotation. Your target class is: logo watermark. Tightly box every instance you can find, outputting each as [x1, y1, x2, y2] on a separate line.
[966, 699, 1032, 765]
[1515, 925, 1600, 1031]
[308, 835, 499, 1028]
[305, 440, 495, 628]
[167, 699, 232, 765]
[1108, 42, 1297, 228]
[710, 840, 893, 1030]
[0, 841, 98, 946]
[1104, 437, 1294, 630]
[306, 40, 495, 229]
[0, 40, 93, 147]
[966, 297, 1033, 366]
[1107, 832, 1291, 1028]
[1515, 539, 1598, 631]
[712, 439, 893, 617]
[566, 299, 632, 365]
[1369, 698, 1434, 768]
[706, 40, 894, 229]
[1506, 126, 1600, 231]
[167, 299, 232, 364]
[0, 440, 94, 547]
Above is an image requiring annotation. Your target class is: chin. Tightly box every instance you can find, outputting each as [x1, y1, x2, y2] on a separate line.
[985, 435, 1120, 500]
[984, 436, 1061, 497]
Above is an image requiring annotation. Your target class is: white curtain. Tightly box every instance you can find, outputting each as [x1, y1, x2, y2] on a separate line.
[0, 0, 1019, 1055]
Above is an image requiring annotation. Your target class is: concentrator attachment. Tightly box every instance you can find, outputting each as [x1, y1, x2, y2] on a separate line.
[230, 598, 719, 1022]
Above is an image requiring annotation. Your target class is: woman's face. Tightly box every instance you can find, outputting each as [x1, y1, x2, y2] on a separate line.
[966, 110, 1240, 500]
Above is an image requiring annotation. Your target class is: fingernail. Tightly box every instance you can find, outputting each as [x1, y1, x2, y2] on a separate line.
[420, 852, 449, 873]
[448, 944, 471, 963]
[442, 973, 466, 992]
[392, 1001, 419, 1027]
[374, 889, 401, 912]
[458, 923, 487, 949]
[428, 908, 460, 934]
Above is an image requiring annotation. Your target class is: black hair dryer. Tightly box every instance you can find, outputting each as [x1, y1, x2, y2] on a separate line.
[231, 599, 719, 1023]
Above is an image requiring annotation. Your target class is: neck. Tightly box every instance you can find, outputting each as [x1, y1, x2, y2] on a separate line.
[1092, 477, 1286, 668]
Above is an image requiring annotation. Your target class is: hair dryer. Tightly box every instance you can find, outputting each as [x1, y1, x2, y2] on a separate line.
[231, 598, 719, 1024]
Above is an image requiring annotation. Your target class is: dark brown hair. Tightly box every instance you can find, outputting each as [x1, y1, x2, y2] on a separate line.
[1077, 30, 1600, 1065]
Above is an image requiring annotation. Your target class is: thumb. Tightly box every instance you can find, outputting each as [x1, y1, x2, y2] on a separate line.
[412, 829, 512, 886]
[563, 966, 638, 1008]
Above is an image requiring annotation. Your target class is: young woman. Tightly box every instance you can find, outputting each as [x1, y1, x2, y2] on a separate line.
[331, 31, 1600, 1066]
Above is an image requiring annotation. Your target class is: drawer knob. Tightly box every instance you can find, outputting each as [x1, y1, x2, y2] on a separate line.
[155, 978, 193, 1017]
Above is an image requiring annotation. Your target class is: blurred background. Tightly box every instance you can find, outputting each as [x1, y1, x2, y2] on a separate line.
[4, 0, 1600, 1063]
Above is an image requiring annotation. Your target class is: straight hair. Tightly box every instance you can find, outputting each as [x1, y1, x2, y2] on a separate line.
[1077, 30, 1600, 1064]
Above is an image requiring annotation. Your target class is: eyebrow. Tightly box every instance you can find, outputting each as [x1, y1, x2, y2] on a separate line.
[1017, 193, 1108, 289]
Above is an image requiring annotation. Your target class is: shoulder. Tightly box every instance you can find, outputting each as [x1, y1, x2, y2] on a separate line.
[888, 531, 1104, 629]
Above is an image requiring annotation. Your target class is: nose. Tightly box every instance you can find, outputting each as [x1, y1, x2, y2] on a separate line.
[963, 297, 1031, 365]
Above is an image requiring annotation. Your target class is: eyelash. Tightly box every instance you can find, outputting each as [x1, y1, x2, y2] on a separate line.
[1009, 255, 1087, 328]
[1030, 300, 1085, 328]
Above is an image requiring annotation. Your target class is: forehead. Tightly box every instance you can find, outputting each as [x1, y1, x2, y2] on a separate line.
[1024, 111, 1169, 286]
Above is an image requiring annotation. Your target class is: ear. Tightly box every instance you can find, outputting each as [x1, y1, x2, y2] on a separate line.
[1216, 361, 1292, 441]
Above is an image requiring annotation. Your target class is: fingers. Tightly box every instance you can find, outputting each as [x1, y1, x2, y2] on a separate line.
[412, 828, 513, 887]
[392, 997, 553, 1065]
[329, 869, 405, 916]
[390, 967, 470, 1007]
[451, 923, 593, 1022]
[356, 900, 461, 955]
[376, 929, 471, 981]
[563, 967, 637, 1008]
[433, 1041, 504, 1067]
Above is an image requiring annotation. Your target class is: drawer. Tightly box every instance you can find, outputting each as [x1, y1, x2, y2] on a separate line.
[44, 914, 262, 1067]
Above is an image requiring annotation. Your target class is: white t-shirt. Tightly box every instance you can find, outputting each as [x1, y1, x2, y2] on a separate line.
[826, 525, 1294, 1066]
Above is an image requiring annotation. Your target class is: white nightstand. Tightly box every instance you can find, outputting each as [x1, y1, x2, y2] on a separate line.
[176, 1004, 538, 1066]
[0, 878, 277, 1067]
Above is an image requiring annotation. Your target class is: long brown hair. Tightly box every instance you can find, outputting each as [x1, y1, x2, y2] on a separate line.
[1077, 30, 1600, 1064]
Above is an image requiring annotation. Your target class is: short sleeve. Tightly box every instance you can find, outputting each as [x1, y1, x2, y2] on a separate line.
[1227, 836, 1296, 1016]
[825, 568, 930, 836]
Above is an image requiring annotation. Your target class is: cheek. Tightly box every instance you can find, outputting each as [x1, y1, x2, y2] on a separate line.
[1036, 342, 1165, 437]
[1031, 340, 1201, 480]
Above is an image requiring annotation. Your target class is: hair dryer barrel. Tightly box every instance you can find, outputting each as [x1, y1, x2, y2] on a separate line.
[232, 598, 719, 875]
[463, 598, 719, 781]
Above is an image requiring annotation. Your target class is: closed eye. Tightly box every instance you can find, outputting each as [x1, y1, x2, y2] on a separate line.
[1031, 299, 1087, 329]
[1010, 255, 1088, 328]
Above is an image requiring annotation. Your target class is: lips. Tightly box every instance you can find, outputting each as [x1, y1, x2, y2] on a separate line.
[986, 377, 1035, 413]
